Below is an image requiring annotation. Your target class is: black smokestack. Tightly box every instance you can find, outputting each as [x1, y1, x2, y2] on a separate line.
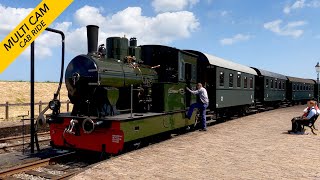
[86, 25, 99, 54]
[130, 37, 137, 46]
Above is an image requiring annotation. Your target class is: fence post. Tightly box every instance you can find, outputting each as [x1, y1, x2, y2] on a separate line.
[67, 100, 69, 112]
[39, 101, 42, 114]
[5, 101, 9, 119]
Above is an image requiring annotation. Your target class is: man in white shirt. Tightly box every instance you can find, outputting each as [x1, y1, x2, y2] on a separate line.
[186, 83, 209, 131]
[289, 100, 317, 133]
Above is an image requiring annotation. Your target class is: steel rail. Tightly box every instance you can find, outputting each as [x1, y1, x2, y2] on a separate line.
[0, 139, 51, 150]
[0, 151, 76, 178]
[0, 132, 50, 142]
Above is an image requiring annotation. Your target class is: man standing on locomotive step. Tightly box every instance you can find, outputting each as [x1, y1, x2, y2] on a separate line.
[186, 83, 209, 131]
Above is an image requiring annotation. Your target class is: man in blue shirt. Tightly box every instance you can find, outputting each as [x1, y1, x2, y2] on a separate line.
[186, 83, 209, 131]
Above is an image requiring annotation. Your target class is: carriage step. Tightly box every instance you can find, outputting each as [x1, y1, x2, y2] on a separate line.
[206, 114, 215, 119]
[249, 109, 258, 113]
[206, 119, 217, 124]
[256, 104, 264, 107]
[266, 107, 274, 110]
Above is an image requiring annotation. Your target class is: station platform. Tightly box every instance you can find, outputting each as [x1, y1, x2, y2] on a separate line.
[70, 105, 320, 179]
[1, 105, 320, 179]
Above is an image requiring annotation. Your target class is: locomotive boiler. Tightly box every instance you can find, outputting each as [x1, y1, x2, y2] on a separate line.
[65, 25, 158, 117]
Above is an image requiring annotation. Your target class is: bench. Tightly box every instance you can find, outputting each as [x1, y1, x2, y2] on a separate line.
[302, 114, 319, 135]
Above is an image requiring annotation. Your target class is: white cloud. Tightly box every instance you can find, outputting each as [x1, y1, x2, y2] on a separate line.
[151, 0, 199, 12]
[206, 0, 213, 5]
[68, 6, 199, 54]
[0, 4, 59, 58]
[263, 19, 306, 38]
[0, 4, 32, 35]
[220, 34, 252, 45]
[21, 22, 73, 58]
[1, 4, 199, 58]
[283, 0, 320, 14]
[220, 10, 229, 17]
[74, 5, 106, 26]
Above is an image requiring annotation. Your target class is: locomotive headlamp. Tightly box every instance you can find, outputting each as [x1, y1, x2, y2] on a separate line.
[82, 118, 103, 134]
[82, 118, 95, 134]
[49, 99, 61, 112]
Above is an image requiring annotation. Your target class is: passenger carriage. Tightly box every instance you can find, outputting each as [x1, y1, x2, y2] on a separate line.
[251, 68, 287, 107]
[186, 50, 257, 117]
[286, 76, 315, 104]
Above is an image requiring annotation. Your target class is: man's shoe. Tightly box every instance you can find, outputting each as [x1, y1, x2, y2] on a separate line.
[288, 130, 297, 134]
[199, 128, 207, 131]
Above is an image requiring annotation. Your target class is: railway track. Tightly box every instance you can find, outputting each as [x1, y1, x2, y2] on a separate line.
[0, 151, 96, 179]
[0, 132, 50, 153]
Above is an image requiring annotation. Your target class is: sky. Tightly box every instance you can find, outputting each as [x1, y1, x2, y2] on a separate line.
[0, 0, 320, 82]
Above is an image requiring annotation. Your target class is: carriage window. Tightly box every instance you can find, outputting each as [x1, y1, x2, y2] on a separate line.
[282, 82, 285, 90]
[249, 77, 253, 88]
[293, 84, 296, 91]
[303, 85, 305, 91]
[270, 79, 273, 89]
[265, 79, 269, 88]
[219, 71, 224, 86]
[275, 80, 277, 89]
[237, 75, 241, 87]
[311, 85, 314, 90]
[229, 73, 234, 87]
[244, 76, 248, 88]
[278, 81, 281, 90]
[300, 84, 302, 91]
[309, 85, 311, 90]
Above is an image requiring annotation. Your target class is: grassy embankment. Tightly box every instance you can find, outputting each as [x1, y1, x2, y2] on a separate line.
[0, 81, 72, 121]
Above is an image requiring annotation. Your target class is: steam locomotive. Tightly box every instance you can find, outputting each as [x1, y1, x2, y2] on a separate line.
[46, 25, 318, 154]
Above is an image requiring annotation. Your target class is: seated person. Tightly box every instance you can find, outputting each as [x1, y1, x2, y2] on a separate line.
[289, 100, 317, 133]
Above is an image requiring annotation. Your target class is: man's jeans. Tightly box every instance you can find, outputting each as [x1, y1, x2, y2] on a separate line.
[187, 102, 209, 129]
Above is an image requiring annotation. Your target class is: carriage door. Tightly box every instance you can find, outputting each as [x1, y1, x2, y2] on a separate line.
[185, 63, 192, 107]
[206, 66, 215, 110]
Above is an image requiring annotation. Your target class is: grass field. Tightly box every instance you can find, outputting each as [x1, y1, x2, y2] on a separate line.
[0, 81, 72, 121]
